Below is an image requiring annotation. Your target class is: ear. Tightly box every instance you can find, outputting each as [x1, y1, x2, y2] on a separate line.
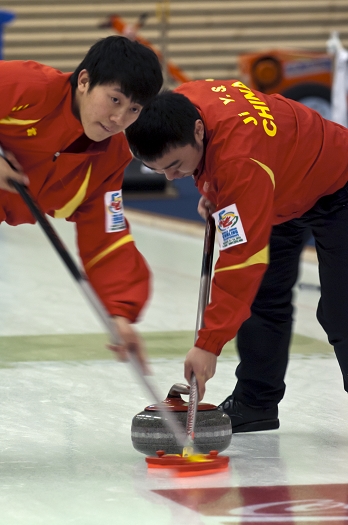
[194, 119, 205, 143]
[77, 69, 90, 94]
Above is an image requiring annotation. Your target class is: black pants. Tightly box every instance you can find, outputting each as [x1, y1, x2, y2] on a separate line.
[233, 182, 348, 408]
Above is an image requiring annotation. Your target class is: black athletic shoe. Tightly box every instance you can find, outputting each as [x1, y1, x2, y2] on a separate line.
[218, 395, 279, 433]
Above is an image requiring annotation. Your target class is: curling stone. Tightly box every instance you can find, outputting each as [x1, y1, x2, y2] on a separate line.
[131, 383, 232, 455]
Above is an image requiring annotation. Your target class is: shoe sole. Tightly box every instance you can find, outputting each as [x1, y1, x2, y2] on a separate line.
[232, 419, 280, 434]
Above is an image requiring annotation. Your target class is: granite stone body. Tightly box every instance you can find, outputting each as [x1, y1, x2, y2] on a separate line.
[131, 384, 232, 455]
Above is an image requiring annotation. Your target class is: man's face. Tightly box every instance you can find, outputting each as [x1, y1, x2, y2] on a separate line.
[142, 120, 204, 181]
[75, 70, 142, 142]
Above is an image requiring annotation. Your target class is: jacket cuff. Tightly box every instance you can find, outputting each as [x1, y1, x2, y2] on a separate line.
[195, 334, 224, 356]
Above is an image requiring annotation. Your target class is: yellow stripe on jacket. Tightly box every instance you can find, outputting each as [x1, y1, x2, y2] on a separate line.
[250, 158, 275, 188]
[215, 245, 269, 273]
[85, 234, 134, 270]
[54, 163, 92, 219]
[0, 116, 40, 125]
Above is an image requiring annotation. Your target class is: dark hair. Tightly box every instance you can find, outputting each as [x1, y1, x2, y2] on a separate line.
[70, 36, 163, 105]
[126, 91, 201, 161]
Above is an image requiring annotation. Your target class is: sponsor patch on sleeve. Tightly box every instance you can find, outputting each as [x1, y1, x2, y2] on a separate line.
[213, 203, 247, 250]
[104, 190, 126, 232]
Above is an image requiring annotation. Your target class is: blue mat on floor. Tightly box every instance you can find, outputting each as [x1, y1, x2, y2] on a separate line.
[124, 177, 205, 224]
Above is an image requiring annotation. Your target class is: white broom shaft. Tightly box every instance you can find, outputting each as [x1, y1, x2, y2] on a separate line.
[5, 169, 188, 451]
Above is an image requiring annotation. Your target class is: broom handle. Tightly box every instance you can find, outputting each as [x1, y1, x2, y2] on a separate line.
[185, 215, 215, 451]
[1, 149, 188, 450]
[12, 179, 188, 449]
